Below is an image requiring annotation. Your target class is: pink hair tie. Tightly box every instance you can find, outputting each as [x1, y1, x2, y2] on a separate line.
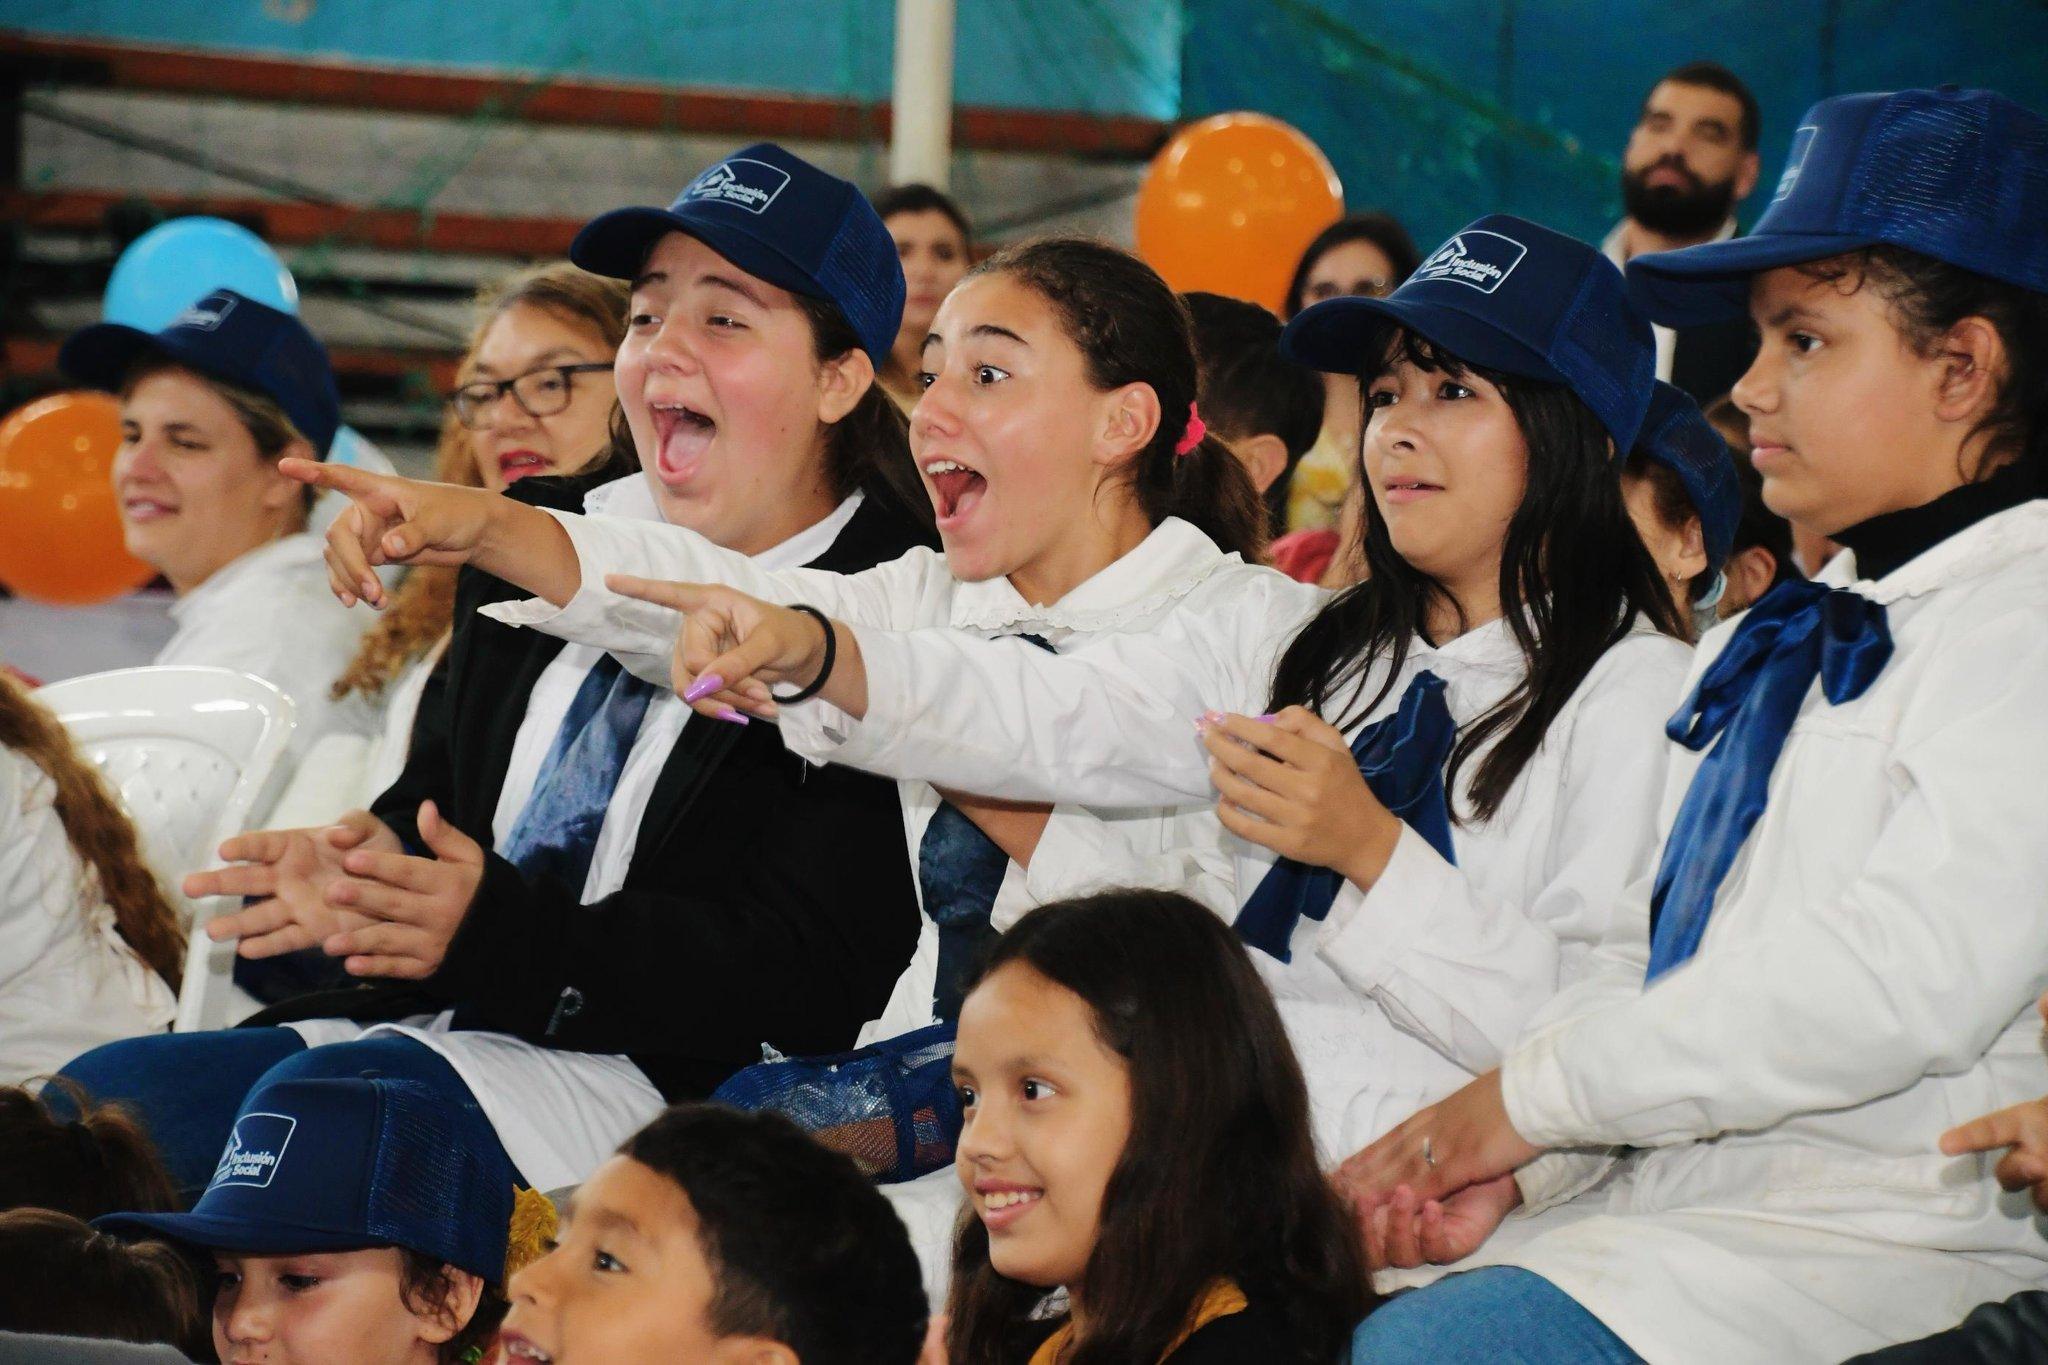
[1175, 403, 1207, 457]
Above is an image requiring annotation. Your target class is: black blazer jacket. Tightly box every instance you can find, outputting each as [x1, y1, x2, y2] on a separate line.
[256, 469, 932, 1101]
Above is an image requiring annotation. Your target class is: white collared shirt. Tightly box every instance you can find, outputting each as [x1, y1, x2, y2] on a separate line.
[1601, 216, 1739, 382]
[155, 532, 374, 764]
[1474, 500, 2048, 1363]
[484, 514, 1252, 1043]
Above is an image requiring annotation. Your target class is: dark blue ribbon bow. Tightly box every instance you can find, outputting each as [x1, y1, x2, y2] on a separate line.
[1235, 670, 1458, 962]
[1646, 580, 1892, 980]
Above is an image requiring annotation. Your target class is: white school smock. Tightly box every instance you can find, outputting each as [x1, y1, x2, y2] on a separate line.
[0, 748, 176, 1085]
[291, 474, 861, 1193]
[741, 577, 1691, 1164]
[1470, 500, 2048, 1364]
[155, 533, 373, 766]
[482, 514, 1248, 1043]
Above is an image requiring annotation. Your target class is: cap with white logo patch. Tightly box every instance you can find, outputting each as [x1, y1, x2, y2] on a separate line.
[59, 288, 342, 457]
[96, 1073, 514, 1284]
[1282, 213, 1657, 453]
[1629, 87, 2048, 326]
[571, 141, 905, 365]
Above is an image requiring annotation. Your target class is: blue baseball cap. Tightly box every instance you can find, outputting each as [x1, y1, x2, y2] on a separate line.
[571, 142, 905, 366]
[96, 1075, 514, 1283]
[1281, 214, 1657, 453]
[1629, 87, 2048, 327]
[1633, 381, 1741, 575]
[58, 289, 343, 457]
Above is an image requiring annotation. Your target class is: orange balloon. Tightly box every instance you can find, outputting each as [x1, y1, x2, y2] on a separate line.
[1135, 112, 1344, 314]
[0, 391, 156, 605]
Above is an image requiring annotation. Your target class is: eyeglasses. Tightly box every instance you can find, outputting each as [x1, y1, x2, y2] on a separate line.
[447, 363, 614, 428]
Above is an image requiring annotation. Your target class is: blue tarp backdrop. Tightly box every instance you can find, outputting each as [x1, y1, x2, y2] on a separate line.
[11, 0, 2048, 244]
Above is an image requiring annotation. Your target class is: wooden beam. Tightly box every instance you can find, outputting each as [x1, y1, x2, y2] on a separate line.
[5, 333, 459, 390]
[6, 187, 582, 257]
[2, 30, 1170, 159]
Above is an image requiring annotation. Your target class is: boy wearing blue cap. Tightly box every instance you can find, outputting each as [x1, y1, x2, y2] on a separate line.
[97, 1070, 516, 1365]
[1342, 86, 2048, 1363]
[1620, 380, 1743, 636]
[57, 291, 370, 764]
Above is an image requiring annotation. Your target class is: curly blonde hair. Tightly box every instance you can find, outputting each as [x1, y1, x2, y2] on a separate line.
[0, 676, 184, 991]
[332, 262, 631, 700]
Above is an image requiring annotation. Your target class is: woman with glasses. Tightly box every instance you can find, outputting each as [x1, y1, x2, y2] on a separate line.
[328, 263, 629, 804]
[1280, 213, 1422, 537]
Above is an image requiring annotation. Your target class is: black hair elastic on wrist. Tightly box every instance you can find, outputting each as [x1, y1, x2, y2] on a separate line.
[772, 604, 837, 705]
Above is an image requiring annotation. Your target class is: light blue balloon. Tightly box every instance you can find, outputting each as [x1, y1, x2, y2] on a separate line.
[102, 218, 299, 330]
[326, 426, 394, 476]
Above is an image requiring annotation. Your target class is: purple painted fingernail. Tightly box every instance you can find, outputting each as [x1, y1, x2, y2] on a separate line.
[683, 673, 725, 704]
[714, 706, 750, 726]
[1256, 713, 1278, 723]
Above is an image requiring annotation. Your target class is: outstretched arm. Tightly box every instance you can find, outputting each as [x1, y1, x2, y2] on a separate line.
[280, 458, 579, 607]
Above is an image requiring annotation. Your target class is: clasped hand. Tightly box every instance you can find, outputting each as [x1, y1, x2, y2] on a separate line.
[1198, 706, 1403, 891]
[192, 800, 485, 980]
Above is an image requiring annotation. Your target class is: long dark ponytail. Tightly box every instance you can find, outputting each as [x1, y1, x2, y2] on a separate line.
[945, 890, 1373, 1365]
[1269, 331, 1686, 822]
[966, 237, 1269, 562]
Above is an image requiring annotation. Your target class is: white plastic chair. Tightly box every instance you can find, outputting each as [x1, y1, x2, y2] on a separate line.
[35, 666, 296, 1033]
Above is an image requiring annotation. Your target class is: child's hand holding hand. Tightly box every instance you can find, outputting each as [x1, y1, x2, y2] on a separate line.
[1353, 1173, 1522, 1273]
[1197, 706, 1402, 890]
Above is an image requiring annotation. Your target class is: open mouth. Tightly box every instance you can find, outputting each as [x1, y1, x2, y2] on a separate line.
[497, 450, 553, 483]
[976, 1183, 1045, 1231]
[1382, 479, 1444, 504]
[924, 458, 988, 525]
[121, 495, 177, 522]
[651, 402, 717, 483]
[499, 1331, 553, 1362]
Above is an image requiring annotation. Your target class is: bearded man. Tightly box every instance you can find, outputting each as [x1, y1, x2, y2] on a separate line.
[1603, 62, 1763, 402]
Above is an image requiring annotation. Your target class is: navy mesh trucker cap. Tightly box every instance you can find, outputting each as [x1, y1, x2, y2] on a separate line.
[1628, 87, 2048, 326]
[60, 289, 342, 457]
[97, 1075, 514, 1284]
[1282, 214, 1658, 453]
[571, 142, 906, 365]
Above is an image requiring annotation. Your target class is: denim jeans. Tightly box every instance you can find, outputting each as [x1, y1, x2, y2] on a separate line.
[1351, 1266, 1644, 1364]
[58, 1028, 520, 1200]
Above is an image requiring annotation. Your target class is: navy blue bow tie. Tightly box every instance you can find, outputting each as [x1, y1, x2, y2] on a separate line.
[1646, 580, 1893, 980]
[1235, 670, 1458, 962]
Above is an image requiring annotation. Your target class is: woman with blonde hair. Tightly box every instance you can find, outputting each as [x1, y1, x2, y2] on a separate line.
[0, 674, 183, 1083]
[328, 262, 630, 801]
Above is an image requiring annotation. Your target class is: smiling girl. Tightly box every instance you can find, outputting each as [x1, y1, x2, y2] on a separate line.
[58, 290, 369, 762]
[1338, 86, 2048, 1364]
[946, 889, 1370, 1363]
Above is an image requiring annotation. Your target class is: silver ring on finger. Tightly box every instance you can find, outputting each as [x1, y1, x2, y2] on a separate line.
[1422, 1135, 1438, 1170]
